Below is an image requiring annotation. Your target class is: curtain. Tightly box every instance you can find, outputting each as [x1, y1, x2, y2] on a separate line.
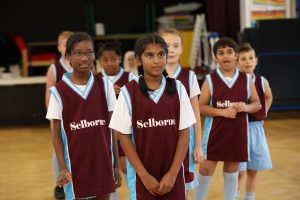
[205, 0, 240, 41]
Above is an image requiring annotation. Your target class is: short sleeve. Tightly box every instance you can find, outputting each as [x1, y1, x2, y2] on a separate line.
[50, 64, 57, 83]
[109, 90, 132, 134]
[190, 72, 201, 98]
[128, 72, 137, 81]
[105, 78, 117, 112]
[178, 82, 196, 130]
[46, 93, 62, 120]
[261, 76, 266, 93]
[247, 73, 251, 99]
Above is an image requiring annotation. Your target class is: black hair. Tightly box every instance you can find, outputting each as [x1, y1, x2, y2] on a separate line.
[96, 40, 122, 58]
[134, 33, 176, 97]
[65, 32, 94, 58]
[212, 37, 238, 56]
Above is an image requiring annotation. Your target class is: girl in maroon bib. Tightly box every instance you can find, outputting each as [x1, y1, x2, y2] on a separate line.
[110, 34, 196, 200]
[46, 32, 120, 200]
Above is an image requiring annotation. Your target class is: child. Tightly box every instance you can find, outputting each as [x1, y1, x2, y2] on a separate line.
[123, 51, 138, 75]
[109, 33, 196, 200]
[45, 30, 73, 199]
[97, 41, 136, 97]
[159, 28, 203, 200]
[195, 37, 261, 200]
[46, 32, 121, 200]
[96, 40, 136, 199]
[236, 43, 273, 200]
[46, 31, 74, 107]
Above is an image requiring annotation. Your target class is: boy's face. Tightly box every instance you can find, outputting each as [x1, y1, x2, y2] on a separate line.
[99, 50, 121, 76]
[141, 44, 166, 78]
[161, 33, 182, 65]
[215, 46, 237, 72]
[237, 50, 257, 74]
[57, 38, 68, 58]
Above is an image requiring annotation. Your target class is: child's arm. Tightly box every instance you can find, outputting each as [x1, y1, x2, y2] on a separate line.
[157, 127, 190, 196]
[118, 133, 159, 196]
[190, 96, 203, 163]
[52, 119, 72, 187]
[45, 66, 55, 109]
[106, 80, 122, 188]
[109, 112, 122, 188]
[234, 79, 261, 113]
[264, 78, 273, 113]
[199, 80, 237, 118]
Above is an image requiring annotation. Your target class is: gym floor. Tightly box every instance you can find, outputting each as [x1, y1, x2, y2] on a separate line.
[0, 111, 299, 200]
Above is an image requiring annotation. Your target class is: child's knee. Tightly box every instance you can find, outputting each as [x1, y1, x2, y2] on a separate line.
[224, 162, 239, 172]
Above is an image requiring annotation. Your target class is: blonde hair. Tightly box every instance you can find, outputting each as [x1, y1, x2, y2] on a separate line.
[123, 51, 137, 74]
[58, 31, 74, 45]
[159, 28, 183, 45]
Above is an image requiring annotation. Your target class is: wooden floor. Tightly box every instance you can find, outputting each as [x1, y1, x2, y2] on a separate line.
[0, 111, 300, 200]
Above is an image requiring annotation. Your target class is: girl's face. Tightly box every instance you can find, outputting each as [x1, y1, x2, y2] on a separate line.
[68, 41, 95, 74]
[99, 50, 121, 76]
[237, 50, 257, 74]
[127, 55, 136, 69]
[215, 46, 237, 72]
[140, 44, 167, 77]
[161, 33, 182, 65]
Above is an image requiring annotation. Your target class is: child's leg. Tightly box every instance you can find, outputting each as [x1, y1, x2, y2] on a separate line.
[244, 170, 257, 200]
[194, 160, 218, 200]
[223, 162, 239, 200]
[246, 170, 257, 192]
[236, 162, 247, 200]
[236, 171, 246, 200]
[244, 192, 255, 200]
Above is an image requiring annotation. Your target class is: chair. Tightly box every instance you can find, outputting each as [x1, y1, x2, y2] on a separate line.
[13, 35, 57, 77]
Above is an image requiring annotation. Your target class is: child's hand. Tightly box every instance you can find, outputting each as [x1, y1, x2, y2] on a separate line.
[157, 171, 177, 196]
[140, 173, 160, 196]
[113, 167, 122, 188]
[194, 145, 204, 163]
[221, 107, 237, 118]
[233, 102, 247, 112]
[113, 84, 121, 95]
[57, 169, 72, 187]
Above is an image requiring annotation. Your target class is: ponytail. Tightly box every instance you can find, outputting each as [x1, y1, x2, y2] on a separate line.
[138, 67, 176, 97]
[138, 66, 152, 97]
[163, 70, 177, 95]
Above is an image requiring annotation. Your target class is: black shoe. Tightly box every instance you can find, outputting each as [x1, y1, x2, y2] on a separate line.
[54, 185, 65, 200]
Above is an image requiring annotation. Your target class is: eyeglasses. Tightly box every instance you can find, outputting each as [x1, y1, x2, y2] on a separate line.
[71, 50, 95, 58]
